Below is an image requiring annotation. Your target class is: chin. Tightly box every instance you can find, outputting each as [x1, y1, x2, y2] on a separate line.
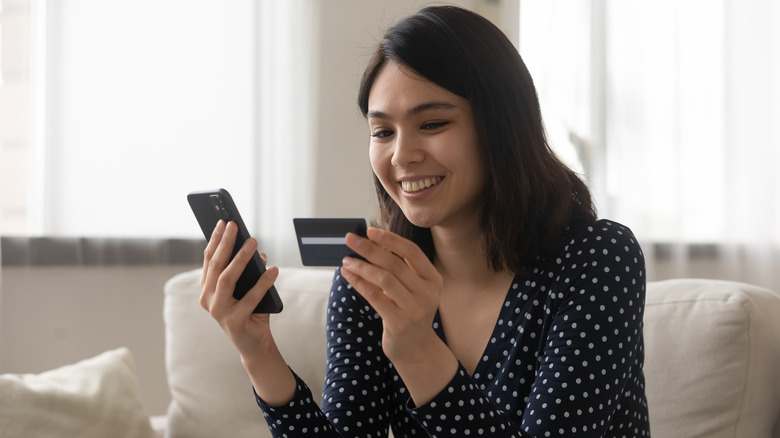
[401, 212, 439, 229]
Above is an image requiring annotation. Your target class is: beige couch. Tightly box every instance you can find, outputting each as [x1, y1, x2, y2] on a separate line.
[3, 266, 779, 437]
[160, 267, 780, 438]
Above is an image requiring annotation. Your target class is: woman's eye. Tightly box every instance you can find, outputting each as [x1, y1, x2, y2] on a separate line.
[371, 130, 394, 139]
[421, 121, 448, 130]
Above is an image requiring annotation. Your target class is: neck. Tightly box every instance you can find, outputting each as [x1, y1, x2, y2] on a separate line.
[431, 221, 497, 286]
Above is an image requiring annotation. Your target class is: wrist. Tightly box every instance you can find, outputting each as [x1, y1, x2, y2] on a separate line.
[238, 340, 277, 368]
[239, 342, 297, 407]
[391, 333, 459, 406]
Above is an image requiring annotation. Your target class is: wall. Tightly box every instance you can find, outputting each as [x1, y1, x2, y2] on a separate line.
[0, 264, 197, 415]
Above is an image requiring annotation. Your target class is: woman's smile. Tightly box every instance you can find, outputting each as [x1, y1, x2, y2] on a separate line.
[367, 62, 485, 230]
[400, 176, 444, 194]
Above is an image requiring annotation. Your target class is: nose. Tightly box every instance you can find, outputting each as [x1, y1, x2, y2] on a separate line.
[390, 132, 425, 168]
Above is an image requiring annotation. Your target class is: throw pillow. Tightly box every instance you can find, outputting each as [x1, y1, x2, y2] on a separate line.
[0, 347, 157, 438]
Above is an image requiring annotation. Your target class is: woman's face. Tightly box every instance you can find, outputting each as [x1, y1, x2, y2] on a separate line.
[367, 62, 485, 231]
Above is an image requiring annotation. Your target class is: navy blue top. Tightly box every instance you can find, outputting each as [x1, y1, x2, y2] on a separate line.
[256, 219, 650, 437]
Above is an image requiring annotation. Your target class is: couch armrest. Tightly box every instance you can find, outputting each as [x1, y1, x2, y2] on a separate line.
[644, 279, 780, 437]
[162, 267, 335, 438]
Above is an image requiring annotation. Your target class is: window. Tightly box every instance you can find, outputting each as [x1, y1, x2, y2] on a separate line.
[520, 0, 779, 245]
[1, 0, 257, 238]
[0, 0, 368, 268]
[0, 0, 33, 235]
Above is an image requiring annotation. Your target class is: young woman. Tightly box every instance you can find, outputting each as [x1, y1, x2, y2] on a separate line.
[200, 6, 650, 437]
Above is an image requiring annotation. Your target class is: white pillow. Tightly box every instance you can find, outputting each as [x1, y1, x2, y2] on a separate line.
[0, 347, 157, 438]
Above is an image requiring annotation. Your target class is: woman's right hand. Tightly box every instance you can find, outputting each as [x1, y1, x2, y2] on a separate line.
[199, 220, 280, 362]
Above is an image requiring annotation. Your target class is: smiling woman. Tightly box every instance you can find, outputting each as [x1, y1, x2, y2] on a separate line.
[199, 5, 650, 438]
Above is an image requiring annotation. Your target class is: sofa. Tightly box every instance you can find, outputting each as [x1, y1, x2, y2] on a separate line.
[161, 267, 780, 438]
[2, 266, 780, 437]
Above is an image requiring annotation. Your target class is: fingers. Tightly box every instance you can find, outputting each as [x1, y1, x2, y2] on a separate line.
[341, 257, 404, 315]
[213, 233, 257, 303]
[349, 228, 437, 280]
[200, 220, 232, 310]
[341, 227, 443, 315]
[201, 220, 227, 288]
[199, 221, 278, 318]
[201, 221, 240, 302]
[342, 252, 408, 303]
[201, 221, 236, 311]
[343, 228, 439, 292]
[233, 265, 279, 318]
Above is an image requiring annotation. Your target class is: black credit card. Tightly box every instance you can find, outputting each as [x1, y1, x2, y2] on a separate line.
[293, 218, 367, 266]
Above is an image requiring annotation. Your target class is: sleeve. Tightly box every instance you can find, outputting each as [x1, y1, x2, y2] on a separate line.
[255, 268, 394, 438]
[255, 372, 334, 437]
[320, 268, 395, 436]
[519, 221, 647, 436]
[407, 366, 528, 437]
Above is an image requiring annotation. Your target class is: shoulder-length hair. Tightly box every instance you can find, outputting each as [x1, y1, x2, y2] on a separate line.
[357, 6, 596, 275]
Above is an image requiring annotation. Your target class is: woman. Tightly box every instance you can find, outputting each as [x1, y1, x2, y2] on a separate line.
[200, 6, 650, 437]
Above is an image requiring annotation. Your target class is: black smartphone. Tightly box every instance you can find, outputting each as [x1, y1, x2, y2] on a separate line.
[187, 189, 283, 314]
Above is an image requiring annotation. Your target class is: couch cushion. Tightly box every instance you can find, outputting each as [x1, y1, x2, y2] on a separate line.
[163, 267, 334, 438]
[0, 347, 157, 438]
[643, 279, 780, 438]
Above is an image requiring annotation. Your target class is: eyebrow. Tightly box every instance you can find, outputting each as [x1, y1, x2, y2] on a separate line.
[367, 101, 457, 120]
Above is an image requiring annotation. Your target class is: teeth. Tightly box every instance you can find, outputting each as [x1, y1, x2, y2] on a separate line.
[401, 177, 442, 193]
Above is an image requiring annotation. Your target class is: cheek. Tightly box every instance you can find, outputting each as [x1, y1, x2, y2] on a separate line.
[368, 145, 380, 173]
[369, 146, 401, 202]
[369, 145, 390, 183]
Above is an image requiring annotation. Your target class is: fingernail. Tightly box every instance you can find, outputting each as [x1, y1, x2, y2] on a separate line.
[342, 257, 353, 267]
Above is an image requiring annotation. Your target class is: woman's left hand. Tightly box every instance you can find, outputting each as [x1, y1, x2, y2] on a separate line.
[340, 227, 444, 367]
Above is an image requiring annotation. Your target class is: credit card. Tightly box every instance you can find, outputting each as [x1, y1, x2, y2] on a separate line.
[293, 218, 368, 266]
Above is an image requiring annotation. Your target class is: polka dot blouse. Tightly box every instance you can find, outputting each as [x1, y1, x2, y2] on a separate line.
[256, 219, 651, 437]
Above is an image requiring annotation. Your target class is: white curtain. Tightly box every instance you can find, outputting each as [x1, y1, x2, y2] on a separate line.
[254, 0, 319, 267]
[520, 0, 780, 293]
[1, 0, 480, 267]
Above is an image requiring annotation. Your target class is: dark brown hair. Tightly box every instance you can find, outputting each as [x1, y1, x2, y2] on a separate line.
[358, 6, 596, 275]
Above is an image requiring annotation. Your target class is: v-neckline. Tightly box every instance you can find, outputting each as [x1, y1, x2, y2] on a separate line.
[432, 274, 518, 378]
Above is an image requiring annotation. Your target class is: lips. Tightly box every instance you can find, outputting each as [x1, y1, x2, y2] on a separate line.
[400, 176, 443, 194]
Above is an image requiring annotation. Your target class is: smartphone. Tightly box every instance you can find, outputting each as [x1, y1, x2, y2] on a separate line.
[187, 189, 283, 314]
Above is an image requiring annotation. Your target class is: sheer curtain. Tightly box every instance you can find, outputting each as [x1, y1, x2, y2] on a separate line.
[254, 0, 319, 266]
[1, 0, 487, 267]
[520, 0, 780, 293]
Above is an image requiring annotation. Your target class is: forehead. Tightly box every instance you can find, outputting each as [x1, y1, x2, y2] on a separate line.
[367, 62, 463, 115]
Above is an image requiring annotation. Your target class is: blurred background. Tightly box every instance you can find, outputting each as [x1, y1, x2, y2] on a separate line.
[0, 0, 778, 415]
